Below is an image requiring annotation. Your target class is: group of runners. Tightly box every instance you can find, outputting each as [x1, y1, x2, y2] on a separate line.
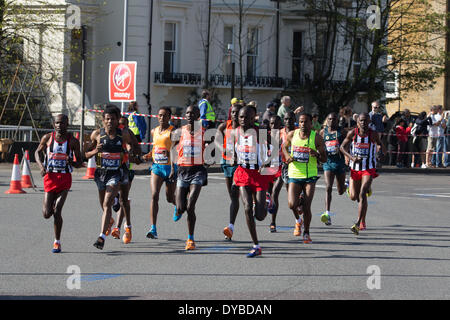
[35, 102, 386, 257]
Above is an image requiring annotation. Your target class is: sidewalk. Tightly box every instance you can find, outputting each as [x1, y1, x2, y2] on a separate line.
[1, 161, 449, 175]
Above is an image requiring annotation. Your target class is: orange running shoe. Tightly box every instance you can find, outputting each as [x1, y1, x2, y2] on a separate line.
[105, 217, 115, 236]
[122, 227, 132, 244]
[52, 242, 61, 253]
[293, 221, 302, 236]
[185, 239, 196, 251]
[223, 226, 233, 240]
[303, 233, 312, 244]
[111, 227, 120, 239]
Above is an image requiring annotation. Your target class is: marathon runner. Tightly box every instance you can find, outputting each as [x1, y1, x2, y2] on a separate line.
[340, 112, 386, 235]
[283, 113, 327, 243]
[111, 116, 142, 243]
[216, 103, 242, 241]
[171, 105, 207, 251]
[144, 107, 177, 240]
[266, 115, 284, 233]
[35, 114, 83, 253]
[85, 105, 140, 250]
[319, 112, 347, 226]
[231, 106, 270, 257]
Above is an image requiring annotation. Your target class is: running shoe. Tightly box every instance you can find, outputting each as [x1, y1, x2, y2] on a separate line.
[359, 222, 367, 231]
[93, 237, 105, 250]
[246, 247, 262, 258]
[105, 217, 115, 236]
[303, 233, 312, 244]
[111, 227, 120, 239]
[173, 207, 182, 222]
[122, 227, 132, 244]
[185, 239, 196, 251]
[320, 213, 332, 226]
[266, 193, 274, 214]
[293, 220, 302, 236]
[270, 223, 277, 233]
[52, 242, 61, 253]
[146, 226, 158, 239]
[351, 223, 360, 235]
[223, 226, 233, 240]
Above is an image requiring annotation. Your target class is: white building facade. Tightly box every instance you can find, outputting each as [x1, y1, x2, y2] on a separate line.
[13, 0, 374, 130]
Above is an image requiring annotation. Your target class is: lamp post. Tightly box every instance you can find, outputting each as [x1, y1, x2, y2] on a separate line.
[80, 25, 87, 155]
[228, 43, 235, 100]
[121, 0, 128, 113]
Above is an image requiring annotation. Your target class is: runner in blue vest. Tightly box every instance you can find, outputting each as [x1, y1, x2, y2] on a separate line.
[319, 112, 348, 225]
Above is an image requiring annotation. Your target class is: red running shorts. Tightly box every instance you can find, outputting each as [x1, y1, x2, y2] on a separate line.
[233, 166, 269, 192]
[350, 168, 379, 181]
[44, 172, 72, 194]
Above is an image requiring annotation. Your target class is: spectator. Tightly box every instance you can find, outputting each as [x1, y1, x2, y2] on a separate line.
[198, 89, 216, 129]
[434, 105, 447, 167]
[127, 101, 147, 143]
[426, 105, 444, 168]
[445, 112, 450, 167]
[402, 108, 416, 166]
[369, 101, 388, 139]
[312, 114, 322, 132]
[277, 96, 304, 121]
[339, 106, 356, 129]
[412, 111, 429, 168]
[262, 102, 276, 127]
[402, 108, 416, 126]
[394, 118, 411, 168]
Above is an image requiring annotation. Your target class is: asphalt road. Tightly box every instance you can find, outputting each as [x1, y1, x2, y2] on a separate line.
[0, 167, 449, 300]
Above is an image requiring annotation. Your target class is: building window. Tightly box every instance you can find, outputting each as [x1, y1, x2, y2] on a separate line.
[164, 23, 177, 74]
[292, 31, 302, 85]
[353, 37, 362, 79]
[247, 27, 259, 79]
[223, 26, 234, 76]
[314, 30, 327, 78]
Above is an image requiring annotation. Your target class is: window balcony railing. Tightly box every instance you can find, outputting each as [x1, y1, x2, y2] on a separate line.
[154, 72, 202, 86]
[208, 74, 285, 89]
[154, 72, 311, 90]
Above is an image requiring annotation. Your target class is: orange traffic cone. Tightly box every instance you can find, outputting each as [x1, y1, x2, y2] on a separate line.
[82, 156, 96, 180]
[21, 150, 35, 188]
[5, 154, 26, 194]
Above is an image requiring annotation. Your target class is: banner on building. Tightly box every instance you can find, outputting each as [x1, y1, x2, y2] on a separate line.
[109, 61, 137, 102]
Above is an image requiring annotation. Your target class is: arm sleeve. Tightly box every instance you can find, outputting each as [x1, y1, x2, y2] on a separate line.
[199, 101, 207, 120]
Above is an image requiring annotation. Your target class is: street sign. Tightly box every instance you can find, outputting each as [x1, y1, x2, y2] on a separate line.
[109, 61, 137, 102]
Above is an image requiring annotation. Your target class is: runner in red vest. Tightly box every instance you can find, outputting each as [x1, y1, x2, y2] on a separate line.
[340, 113, 386, 235]
[35, 114, 83, 253]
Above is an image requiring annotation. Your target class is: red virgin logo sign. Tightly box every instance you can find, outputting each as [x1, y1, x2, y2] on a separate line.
[113, 64, 131, 91]
[109, 61, 136, 102]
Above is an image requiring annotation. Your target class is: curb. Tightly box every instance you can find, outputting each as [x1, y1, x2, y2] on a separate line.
[132, 166, 450, 176]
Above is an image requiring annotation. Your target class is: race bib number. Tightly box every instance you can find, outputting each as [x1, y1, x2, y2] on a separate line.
[292, 146, 310, 163]
[237, 145, 257, 162]
[101, 152, 121, 170]
[48, 153, 68, 170]
[183, 145, 201, 159]
[354, 143, 369, 159]
[154, 147, 169, 164]
[325, 140, 339, 156]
